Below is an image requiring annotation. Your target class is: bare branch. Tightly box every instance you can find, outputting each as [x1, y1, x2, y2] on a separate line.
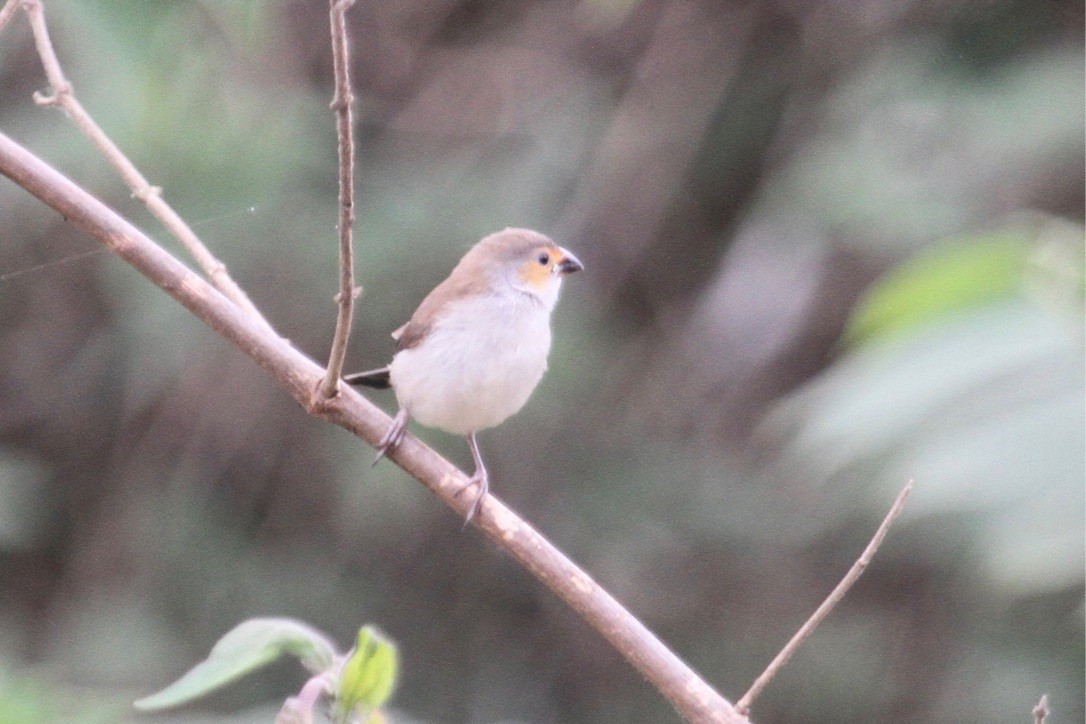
[0, 129, 748, 724]
[1033, 694, 1049, 724]
[320, 0, 359, 398]
[736, 481, 914, 715]
[18, 0, 272, 332]
[0, 0, 18, 34]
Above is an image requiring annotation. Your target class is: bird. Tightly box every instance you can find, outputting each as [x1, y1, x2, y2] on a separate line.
[345, 228, 583, 524]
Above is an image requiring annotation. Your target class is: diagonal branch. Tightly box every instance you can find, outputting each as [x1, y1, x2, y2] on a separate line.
[17, 0, 272, 332]
[320, 0, 359, 398]
[0, 129, 748, 724]
[736, 481, 914, 715]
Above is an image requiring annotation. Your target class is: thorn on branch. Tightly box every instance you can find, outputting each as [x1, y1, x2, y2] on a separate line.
[131, 185, 163, 202]
[32, 82, 70, 106]
[332, 286, 363, 304]
[329, 92, 354, 111]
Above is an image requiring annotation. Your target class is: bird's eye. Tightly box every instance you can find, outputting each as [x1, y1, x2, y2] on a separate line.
[536, 252, 550, 266]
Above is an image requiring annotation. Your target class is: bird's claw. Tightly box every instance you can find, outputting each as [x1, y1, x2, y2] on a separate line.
[372, 410, 408, 466]
[455, 472, 488, 528]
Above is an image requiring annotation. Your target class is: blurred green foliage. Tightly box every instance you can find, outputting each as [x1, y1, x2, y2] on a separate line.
[135, 618, 337, 712]
[844, 231, 1031, 346]
[335, 627, 398, 722]
[0, 665, 121, 724]
[132, 618, 396, 722]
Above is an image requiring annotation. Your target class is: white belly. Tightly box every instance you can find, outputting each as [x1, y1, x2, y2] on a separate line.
[389, 294, 552, 435]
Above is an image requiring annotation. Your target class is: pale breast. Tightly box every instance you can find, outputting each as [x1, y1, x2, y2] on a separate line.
[388, 293, 553, 435]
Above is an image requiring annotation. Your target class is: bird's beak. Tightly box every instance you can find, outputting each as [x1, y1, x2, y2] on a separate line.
[555, 248, 584, 276]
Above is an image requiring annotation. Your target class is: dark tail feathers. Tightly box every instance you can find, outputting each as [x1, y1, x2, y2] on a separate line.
[344, 366, 391, 389]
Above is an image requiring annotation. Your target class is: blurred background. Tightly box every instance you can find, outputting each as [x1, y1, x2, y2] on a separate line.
[0, 1, 1082, 722]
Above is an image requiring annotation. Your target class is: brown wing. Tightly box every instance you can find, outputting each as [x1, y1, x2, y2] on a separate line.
[391, 263, 487, 351]
[392, 318, 432, 351]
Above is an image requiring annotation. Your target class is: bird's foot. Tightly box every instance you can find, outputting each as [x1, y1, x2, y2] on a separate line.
[454, 469, 488, 528]
[372, 409, 409, 466]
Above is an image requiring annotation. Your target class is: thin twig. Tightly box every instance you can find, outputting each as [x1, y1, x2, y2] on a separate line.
[1032, 694, 1049, 724]
[18, 0, 273, 333]
[0, 129, 748, 724]
[736, 481, 914, 715]
[0, 0, 19, 34]
[320, 0, 359, 398]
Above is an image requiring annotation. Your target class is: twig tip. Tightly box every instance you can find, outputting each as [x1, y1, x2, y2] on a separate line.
[1033, 694, 1049, 723]
[32, 89, 56, 106]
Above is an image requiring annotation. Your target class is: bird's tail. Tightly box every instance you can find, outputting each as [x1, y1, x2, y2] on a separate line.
[344, 366, 392, 389]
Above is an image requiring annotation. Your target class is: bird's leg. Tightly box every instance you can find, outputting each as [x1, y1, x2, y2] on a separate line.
[454, 431, 489, 525]
[372, 408, 409, 466]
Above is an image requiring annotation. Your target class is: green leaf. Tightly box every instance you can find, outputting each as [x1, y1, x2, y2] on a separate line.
[134, 618, 337, 711]
[844, 231, 1030, 347]
[335, 626, 398, 720]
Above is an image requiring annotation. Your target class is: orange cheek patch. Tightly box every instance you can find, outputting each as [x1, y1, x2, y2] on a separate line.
[518, 261, 554, 290]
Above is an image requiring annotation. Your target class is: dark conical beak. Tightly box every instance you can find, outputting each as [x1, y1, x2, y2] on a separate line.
[555, 247, 584, 276]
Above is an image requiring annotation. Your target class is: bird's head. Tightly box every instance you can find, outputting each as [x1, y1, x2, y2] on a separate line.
[469, 228, 583, 309]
